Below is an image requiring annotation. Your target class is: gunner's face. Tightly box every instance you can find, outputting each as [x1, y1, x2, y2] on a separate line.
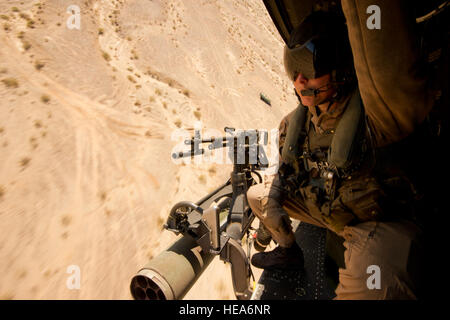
[293, 73, 336, 107]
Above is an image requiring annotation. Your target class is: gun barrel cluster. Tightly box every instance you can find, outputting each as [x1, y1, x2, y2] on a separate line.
[130, 235, 215, 300]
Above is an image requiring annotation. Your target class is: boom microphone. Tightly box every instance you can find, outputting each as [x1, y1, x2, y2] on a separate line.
[300, 89, 319, 96]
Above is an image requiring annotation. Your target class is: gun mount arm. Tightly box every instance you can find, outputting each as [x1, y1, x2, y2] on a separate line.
[132, 126, 272, 300]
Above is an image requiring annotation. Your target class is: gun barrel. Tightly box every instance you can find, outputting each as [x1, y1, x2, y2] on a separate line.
[130, 235, 215, 300]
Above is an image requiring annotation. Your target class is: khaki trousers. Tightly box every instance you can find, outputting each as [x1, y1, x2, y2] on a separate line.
[247, 174, 424, 299]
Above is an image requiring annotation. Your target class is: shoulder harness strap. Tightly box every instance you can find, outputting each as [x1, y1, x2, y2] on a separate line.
[327, 88, 366, 175]
[280, 103, 308, 174]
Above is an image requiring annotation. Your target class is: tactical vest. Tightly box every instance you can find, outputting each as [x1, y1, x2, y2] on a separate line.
[279, 89, 422, 235]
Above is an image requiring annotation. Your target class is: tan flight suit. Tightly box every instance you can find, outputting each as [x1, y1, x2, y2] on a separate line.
[248, 0, 430, 299]
[248, 105, 424, 299]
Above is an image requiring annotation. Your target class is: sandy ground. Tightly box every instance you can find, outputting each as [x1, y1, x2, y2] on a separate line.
[0, 0, 297, 299]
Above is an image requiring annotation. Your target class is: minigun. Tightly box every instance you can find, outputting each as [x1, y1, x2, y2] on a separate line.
[130, 127, 270, 300]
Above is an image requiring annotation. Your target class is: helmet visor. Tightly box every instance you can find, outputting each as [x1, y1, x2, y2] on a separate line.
[284, 37, 336, 81]
[284, 11, 340, 81]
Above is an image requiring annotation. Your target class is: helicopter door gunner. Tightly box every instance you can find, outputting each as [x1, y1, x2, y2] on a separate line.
[247, 4, 432, 299]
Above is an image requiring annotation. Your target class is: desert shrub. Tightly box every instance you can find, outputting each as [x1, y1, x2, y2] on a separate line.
[2, 78, 19, 88]
[22, 41, 31, 50]
[102, 51, 111, 61]
[34, 61, 45, 70]
[41, 94, 50, 103]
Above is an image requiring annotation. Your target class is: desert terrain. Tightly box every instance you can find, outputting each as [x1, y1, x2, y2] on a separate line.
[0, 0, 297, 299]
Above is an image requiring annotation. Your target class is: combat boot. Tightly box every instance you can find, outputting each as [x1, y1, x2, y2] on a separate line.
[253, 222, 272, 252]
[251, 242, 304, 271]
